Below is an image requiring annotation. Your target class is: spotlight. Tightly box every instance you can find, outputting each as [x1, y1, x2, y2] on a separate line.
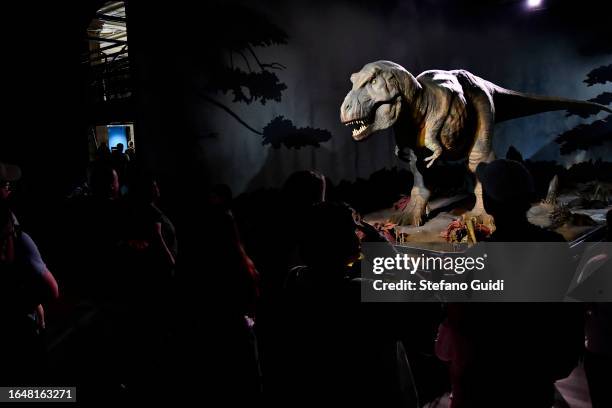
[526, 0, 543, 8]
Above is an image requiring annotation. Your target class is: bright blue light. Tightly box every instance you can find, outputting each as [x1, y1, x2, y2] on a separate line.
[108, 126, 128, 150]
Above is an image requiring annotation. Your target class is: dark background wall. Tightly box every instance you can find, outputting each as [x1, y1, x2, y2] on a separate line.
[127, 0, 612, 195]
[2, 3, 94, 194]
[3, 0, 611, 203]
[2, 1, 105, 244]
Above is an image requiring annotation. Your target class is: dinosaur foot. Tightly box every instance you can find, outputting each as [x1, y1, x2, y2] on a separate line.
[390, 194, 429, 226]
[462, 209, 495, 231]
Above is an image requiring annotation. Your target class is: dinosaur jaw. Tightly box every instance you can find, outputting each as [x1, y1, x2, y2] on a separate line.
[343, 98, 401, 141]
[344, 118, 373, 140]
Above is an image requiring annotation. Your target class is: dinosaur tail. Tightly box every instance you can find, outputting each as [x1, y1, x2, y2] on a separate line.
[489, 84, 612, 123]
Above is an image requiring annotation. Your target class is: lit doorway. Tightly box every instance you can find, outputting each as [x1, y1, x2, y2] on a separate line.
[89, 123, 135, 162]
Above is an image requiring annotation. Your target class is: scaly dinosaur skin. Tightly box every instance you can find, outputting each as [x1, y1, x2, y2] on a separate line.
[340, 61, 612, 226]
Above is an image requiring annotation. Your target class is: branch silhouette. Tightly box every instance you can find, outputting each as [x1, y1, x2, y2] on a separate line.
[201, 93, 263, 135]
[246, 45, 286, 71]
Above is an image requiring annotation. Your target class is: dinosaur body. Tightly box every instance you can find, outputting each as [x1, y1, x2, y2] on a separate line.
[340, 61, 612, 226]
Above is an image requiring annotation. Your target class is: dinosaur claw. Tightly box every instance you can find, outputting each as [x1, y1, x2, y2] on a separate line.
[424, 155, 437, 168]
[424, 150, 441, 168]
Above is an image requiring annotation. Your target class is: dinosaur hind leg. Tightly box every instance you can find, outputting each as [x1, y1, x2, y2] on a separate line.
[466, 95, 496, 227]
[391, 147, 431, 226]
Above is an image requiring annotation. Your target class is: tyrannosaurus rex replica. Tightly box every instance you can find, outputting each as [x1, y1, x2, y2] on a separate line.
[340, 61, 612, 226]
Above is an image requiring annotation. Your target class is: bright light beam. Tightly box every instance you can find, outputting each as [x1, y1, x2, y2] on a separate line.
[527, 0, 543, 8]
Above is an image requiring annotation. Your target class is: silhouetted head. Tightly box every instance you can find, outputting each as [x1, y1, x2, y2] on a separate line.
[116, 143, 124, 153]
[207, 184, 233, 209]
[90, 164, 120, 200]
[340, 61, 419, 141]
[0, 162, 20, 201]
[282, 170, 326, 208]
[130, 174, 160, 204]
[477, 159, 535, 223]
[299, 202, 361, 269]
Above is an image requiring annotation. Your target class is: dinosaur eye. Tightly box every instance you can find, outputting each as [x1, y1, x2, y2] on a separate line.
[371, 78, 377, 85]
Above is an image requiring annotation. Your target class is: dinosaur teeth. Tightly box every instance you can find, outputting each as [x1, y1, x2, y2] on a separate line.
[352, 123, 368, 136]
[346, 119, 370, 136]
[347, 120, 364, 125]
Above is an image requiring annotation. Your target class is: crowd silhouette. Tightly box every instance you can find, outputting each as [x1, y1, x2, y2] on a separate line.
[0, 151, 610, 407]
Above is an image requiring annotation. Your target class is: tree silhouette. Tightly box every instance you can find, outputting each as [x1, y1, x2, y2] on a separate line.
[584, 64, 612, 86]
[557, 64, 612, 154]
[197, 3, 331, 148]
[262, 116, 331, 148]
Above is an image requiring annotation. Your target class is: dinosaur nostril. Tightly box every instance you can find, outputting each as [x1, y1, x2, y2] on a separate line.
[345, 104, 351, 110]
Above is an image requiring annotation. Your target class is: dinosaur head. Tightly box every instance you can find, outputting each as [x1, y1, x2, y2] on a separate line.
[340, 61, 416, 141]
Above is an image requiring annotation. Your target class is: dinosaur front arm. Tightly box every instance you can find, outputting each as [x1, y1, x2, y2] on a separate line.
[421, 109, 449, 167]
